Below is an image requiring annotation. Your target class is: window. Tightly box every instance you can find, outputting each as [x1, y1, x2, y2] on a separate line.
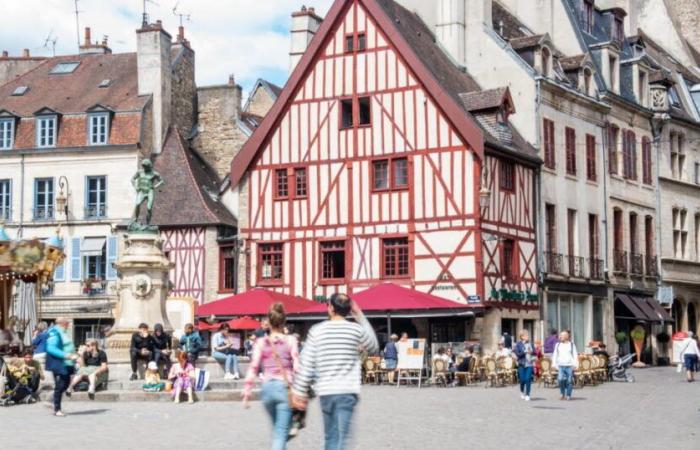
[543, 118, 555, 169]
[608, 55, 617, 92]
[320, 241, 346, 281]
[50, 62, 80, 74]
[36, 115, 57, 148]
[294, 168, 307, 198]
[373, 157, 408, 191]
[672, 208, 688, 259]
[589, 214, 599, 258]
[545, 204, 556, 252]
[86, 176, 106, 218]
[0, 180, 10, 221]
[541, 47, 551, 77]
[98, 79, 111, 88]
[629, 213, 638, 256]
[637, 70, 647, 106]
[565, 127, 576, 175]
[695, 162, 699, 185]
[582, 0, 594, 33]
[608, 125, 619, 174]
[0, 119, 14, 149]
[500, 160, 515, 191]
[613, 17, 624, 42]
[344, 33, 366, 53]
[219, 245, 238, 292]
[567, 209, 578, 258]
[358, 33, 367, 51]
[642, 137, 652, 185]
[274, 169, 288, 199]
[502, 239, 517, 281]
[645, 216, 654, 260]
[695, 214, 700, 262]
[258, 243, 283, 282]
[586, 134, 596, 181]
[382, 237, 409, 278]
[613, 209, 623, 252]
[583, 69, 592, 95]
[34, 178, 54, 220]
[548, 295, 588, 351]
[622, 130, 637, 180]
[88, 113, 109, 145]
[340, 97, 371, 129]
[678, 134, 685, 180]
[345, 35, 354, 53]
[11, 86, 28, 96]
[84, 253, 106, 280]
[681, 210, 688, 259]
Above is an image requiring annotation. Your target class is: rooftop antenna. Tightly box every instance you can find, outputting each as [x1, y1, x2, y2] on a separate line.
[172, 2, 191, 27]
[142, 0, 159, 27]
[74, 0, 83, 50]
[42, 30, 58, 56]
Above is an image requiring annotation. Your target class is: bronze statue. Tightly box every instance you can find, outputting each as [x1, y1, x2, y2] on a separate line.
[131, 159, 164, 225]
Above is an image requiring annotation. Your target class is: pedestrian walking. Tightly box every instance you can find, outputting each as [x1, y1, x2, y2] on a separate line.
[45, 317, 79, 417]
[543, 329, 558, 357]
[679, 331, 700, 382]
[383, 334, 398, 384]
[514, 330, 535, 401]
[292, 293, 379, 450]
[242, 303, 300, 450]
[552, 331, 578, 400]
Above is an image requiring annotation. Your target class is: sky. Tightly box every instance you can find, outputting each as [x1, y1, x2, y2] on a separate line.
[0, 0, 334, 95]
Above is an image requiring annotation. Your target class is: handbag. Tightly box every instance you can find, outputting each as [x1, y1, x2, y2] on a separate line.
[676, 363, 683, 373]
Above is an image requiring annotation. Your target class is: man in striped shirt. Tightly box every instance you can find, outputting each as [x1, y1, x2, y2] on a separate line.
[292, 293, 378, 450]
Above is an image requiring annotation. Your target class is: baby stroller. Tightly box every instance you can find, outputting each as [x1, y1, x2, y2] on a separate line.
[608, 353, 635, 383]
[0, 361, 38, 406]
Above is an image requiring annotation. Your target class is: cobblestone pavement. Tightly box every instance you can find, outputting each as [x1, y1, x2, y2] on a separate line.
[1, 367, 697, 449]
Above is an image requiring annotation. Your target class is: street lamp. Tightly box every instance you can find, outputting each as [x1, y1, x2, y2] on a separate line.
[56, 176, 69, 218]
[479, 186, 491, 209]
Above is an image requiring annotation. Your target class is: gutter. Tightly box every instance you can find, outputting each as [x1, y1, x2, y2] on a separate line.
[18, 154, 24, 238]
[535, 77, 545, 330]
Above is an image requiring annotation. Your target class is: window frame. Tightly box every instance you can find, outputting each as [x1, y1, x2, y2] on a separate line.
[585, 134, 596, 181]
[0, 118, 14, 150]
[273, 168, 289, 200]
[372, 157, 408, 192]
[218, 244, 238, 293]
[565, 127, 577, 176]
[257, 242, 284, 285]
[545, 203, 557, 253]
[344, 32, 367, 53]
[543, 118, 555, 170]
[319, 239, 347, 284]
[294, 167, 307, 198]
[501, 239, 519, 282]
[608, 125, 619, 175]
[582, 0, 594, 33]
[85, 175, 107, 219]
[33, 177, 54, 220]
[381, 236, 411, 279]
[36, 115, 57, 148]
[0, 179, 11, 221]
[339, 96, 372, 130]
[88, 112, 110, 146]
[500, 160, 515, 192]
[641, 137, 652, 185]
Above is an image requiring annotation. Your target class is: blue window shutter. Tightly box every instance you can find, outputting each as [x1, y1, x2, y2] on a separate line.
[106, 235, 117, 280]
[54, 261, 65, 281]
[70, 237, 82, 281]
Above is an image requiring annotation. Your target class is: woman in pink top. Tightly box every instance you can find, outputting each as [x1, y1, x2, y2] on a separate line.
[243, 303, 299, 450]
[169, 351, 195, 404]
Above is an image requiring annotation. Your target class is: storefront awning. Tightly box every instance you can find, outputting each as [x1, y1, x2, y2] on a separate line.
[80, 237, 106, 257]
[615, 294, 650, 321]
[642, 297, 673, 322]
[615, 294, 672, 322]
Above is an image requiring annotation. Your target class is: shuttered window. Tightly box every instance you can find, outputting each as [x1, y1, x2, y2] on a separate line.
[565, 127, 576, 175]
[586, 134, 596, 181]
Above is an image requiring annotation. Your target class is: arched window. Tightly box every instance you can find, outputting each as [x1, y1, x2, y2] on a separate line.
[583, 68, 592, 95]
[541, 47, 551, 77]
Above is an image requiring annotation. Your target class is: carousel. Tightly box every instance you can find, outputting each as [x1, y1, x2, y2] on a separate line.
[0, 225, 65, 349]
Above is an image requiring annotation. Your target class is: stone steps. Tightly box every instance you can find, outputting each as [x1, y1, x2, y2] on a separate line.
[39, 388, 260, 403]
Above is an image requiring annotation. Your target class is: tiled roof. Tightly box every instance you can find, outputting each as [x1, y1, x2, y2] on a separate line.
[492, 1, 529, 40]
[559, 55, 587, 71]
[0, 53, 148, 116]
[147, 128, 237, 227]
[459, 88, 508, 112]
[639, 30, 700, 85]
[509, 35, 545, 50]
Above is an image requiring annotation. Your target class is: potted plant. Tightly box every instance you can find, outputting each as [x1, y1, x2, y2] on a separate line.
[656, 331, 670, 366]
[615, 331, 627, 345]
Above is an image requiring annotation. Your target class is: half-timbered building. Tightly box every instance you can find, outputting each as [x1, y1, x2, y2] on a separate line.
[231, 0, 540, 349]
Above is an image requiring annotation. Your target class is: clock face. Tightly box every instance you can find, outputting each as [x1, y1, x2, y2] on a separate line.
[133, 274, 153, 298]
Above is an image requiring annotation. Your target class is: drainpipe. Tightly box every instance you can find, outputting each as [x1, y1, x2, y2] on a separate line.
[534, 77, 545, 340]
[651, 114, 669, 286]
[18, 154, 25, 238]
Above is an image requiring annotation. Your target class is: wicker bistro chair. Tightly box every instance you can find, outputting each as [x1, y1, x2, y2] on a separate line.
[433, 359, 449, 387]
[454, 356, 478, 386]
[596, 355, 609, 383]
[363, 358, 380, 384]
[497, 356, 517, 385]
[539, 358, 556, 388]
[483, 357, 501, 388]
[578, 357, 593, 386]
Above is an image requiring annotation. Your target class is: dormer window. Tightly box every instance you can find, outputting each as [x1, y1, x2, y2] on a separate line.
[607, 52, 619, 93]
[637, 69, 648, 106]
[583, 68, 593, 95]
[36, 115, 57, 148]
[613, 17, 624, 42]
[0, 118, 14, 150]
[88, 113, 109, 145]
[582, 0, 594, 34]
[541, 47, 551, 77]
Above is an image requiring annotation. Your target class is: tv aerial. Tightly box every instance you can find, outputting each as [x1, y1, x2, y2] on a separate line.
[41, 30, 58, 56]
[142, 0, 159, 26]
[172, 2, 192, 27]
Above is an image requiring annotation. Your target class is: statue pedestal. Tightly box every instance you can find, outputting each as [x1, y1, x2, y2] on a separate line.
[106, 232, 173, 363]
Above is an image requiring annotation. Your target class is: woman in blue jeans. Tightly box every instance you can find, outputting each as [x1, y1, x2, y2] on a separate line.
[212, 323, 240, 380]
[45, 317, 79, 417]
[552, 331, 579, 400]
[243, 303, 300, 450]
[514, 330, 535, 401]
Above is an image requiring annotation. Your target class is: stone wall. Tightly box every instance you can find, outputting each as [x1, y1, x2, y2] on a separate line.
[246, 87, 276, 117]
[236, 174, 250, 291]
[667, 0, 700, 54]
[0, 57, 46, 85]
[170, 45, 197, 136]
[203, 226, 220, 303]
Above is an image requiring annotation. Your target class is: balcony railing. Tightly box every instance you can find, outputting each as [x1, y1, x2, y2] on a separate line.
[646, 255, 659, 277]
[85, 204, 107, 219]
[630, 253, 644, 275]
[567, 255, 586, 278]
[613, 250, 628, 273]
[33, 205, 54, 220]
[589, 258, 604, 280]
[544, 252, 564, 275]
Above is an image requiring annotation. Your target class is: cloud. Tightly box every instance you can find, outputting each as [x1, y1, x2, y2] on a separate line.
[0, 0, 334, 93]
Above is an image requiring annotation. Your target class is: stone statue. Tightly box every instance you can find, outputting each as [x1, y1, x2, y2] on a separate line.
[130, 159, 164, 231]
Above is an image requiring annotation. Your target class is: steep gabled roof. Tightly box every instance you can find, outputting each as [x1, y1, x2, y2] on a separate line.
[509, 34, 546, 51]
[230, 0, 487, 188]
[148, 128, 236, 227]
[459, 88, 511, 113]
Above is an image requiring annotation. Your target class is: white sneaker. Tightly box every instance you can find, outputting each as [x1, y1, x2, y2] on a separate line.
[224, 373, 234, 380]
[233, 372, 240, 380]
[525, 396, 531, 402]
[520, 393, 525, 400]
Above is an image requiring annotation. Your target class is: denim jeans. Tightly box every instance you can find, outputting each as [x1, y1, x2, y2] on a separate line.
[212, 351, 239, 374]
[320, 394, 358, 450]
[153, 349, 172, 377]
[261, 380, 292, 450]
[557, 366, 574, 397]
[518, 366, 533, 396]
[51, 368, 74, 413]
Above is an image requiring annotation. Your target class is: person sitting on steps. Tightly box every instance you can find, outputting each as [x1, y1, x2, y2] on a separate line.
[169, 351, 195, 404]
[129, 323, 154, 381]
[152, 323, 172, 379]
[212, 323, 241, 380]
[179, 323, 202, 366]
[67, 339, 108, 400]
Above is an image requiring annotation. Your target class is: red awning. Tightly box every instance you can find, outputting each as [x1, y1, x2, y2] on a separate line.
[196, 289, 317, 317]
[227, 316, 262, 330]
[302, 283, 480, 315]
[196, 320, 222, 331]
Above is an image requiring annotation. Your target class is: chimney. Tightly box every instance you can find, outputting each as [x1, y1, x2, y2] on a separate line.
[289, 5, 322, 73]
[228, 74, 236, 86]
[436, 0, 467, 66]
[80, 27, 112, 55]
[137, 20, 173, 154]
[22, 49, 30, 58]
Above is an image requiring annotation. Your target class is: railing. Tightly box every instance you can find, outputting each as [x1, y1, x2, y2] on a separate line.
[589, 258, 604, 280]
[630, 253, 644, 275]
[41, 281, 55, 296]
[33, 205, 54, 220]
[85, 204, 107, 219]
[613, 250, 628, 273]
[83, 279, 108, 296]
[544, 252, 564, 275]
[646, 255, 659, 277]
[567, 255, 586, 278]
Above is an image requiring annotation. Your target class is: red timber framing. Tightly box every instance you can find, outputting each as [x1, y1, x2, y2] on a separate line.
[161, 227, 206, 302]
[231, 0, 538, 305]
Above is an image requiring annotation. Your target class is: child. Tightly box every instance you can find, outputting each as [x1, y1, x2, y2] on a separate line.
[143, 361, 165, 392]
[168, 352, 194, 404]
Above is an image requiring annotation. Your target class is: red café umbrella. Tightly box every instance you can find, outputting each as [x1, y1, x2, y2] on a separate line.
[227, 316, 261, 330]
[196, 288, 317, 317]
